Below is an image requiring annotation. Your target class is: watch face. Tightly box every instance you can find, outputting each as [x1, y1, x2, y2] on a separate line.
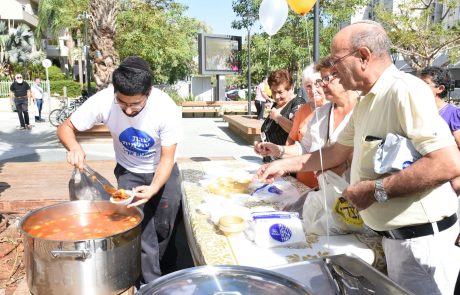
[375, 190, 388, 202]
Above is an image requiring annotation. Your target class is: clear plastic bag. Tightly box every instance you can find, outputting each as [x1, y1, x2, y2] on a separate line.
[68, 165, 114, 201]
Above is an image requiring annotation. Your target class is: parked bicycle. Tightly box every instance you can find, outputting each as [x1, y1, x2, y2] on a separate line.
[49, 96, 87, 127]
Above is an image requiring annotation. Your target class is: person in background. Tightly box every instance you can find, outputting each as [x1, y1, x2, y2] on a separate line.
[255, 78, 270, 120]
[420, 67, 459, 145]
[256, 57, 358, 187]
[283, 64, 327, 187]
[57, 56, 191, 286]
[420, 66, 460, 194]
[260, 69, 304, 163]
[31, 77, 45, 122]
[256, 21, 460, 294]
[10, 74, 32, 130]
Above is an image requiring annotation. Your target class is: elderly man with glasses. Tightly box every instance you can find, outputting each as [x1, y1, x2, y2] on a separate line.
[57, 56, 190, 287]
[10, 74, 32, 129]
[256, 20, 460, 294]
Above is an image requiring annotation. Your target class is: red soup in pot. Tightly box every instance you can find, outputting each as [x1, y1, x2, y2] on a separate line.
[23, 211, 140, 240]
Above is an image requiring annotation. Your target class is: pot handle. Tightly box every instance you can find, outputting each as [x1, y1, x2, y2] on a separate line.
[51, 249, 91, 259]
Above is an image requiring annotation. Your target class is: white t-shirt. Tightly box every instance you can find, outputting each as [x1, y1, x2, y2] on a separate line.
[31, 84, 44, 99]
[71, 85, 183, 174]
[298, 102, 353, 154]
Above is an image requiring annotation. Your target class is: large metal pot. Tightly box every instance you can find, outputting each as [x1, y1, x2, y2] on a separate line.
[20, 200, 143, 295]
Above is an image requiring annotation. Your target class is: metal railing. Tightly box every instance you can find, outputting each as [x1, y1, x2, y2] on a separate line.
[0, 81, 50, 98]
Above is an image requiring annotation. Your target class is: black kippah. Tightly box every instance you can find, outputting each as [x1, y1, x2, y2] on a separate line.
[118, 56, 151, 73]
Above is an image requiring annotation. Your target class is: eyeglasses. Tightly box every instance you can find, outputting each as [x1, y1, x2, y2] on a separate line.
[15, 76, 22, 79]
[330, 49, 359, 67]
[114, 95, 148, 111]
[315, 73, 338, 87]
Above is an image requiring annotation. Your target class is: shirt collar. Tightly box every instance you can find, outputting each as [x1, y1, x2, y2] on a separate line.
[365, 64, 398, 99]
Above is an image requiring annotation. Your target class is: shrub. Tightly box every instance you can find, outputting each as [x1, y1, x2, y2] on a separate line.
[50, 80, 96, 97]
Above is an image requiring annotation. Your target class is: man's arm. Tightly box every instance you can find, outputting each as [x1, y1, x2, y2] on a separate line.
[343, 145, 460, 210]
[28, 89, 32, 105]
[255, 142, 353, 182]
[57, 117, 86, 169]
[129, 144, 177, 207]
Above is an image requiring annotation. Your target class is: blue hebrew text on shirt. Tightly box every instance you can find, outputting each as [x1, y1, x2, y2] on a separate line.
[119, 127, 156, 157]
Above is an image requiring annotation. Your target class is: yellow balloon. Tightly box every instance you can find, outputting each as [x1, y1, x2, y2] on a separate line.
[287, 0, 317, 16]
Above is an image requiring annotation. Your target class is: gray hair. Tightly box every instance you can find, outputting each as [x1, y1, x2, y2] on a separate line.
[301, 64, 320, 84]
[349, 20, 391, 57]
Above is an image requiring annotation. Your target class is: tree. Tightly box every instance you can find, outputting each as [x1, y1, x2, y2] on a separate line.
[90, 0, 119, 90]
[115, 1, 207, 84]
[0, 22, 43, 79]
[37, 0, 88, 71]
[375, 0, 460, 71]
[231, 0, 368, 87]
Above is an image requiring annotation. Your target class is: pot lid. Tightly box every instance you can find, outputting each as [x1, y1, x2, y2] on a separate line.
[138, 265, 312, 295]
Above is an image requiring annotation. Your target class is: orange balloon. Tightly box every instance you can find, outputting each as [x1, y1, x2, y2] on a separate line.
[287, 0, 317, 16]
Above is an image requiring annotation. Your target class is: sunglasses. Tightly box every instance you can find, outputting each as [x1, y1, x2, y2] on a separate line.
[15, 76, 22, 79]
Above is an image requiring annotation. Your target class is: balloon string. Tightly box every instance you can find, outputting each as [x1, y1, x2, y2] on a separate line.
[267, 36, 271, 74]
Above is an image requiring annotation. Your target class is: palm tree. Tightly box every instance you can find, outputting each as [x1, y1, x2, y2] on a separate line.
[37, 0, 87, 78]
[0, 22, 37, 79]
[90, 0, 119, 90]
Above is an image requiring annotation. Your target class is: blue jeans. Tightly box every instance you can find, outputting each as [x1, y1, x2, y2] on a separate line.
[35, 99, 43, 120]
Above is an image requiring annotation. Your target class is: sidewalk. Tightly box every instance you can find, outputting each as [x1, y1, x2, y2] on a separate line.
[0, 98, 260, 163]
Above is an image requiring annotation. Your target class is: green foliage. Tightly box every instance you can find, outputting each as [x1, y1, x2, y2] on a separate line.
[232, 0, 368, 87]
[115, 1, 208, 84]
[50, 80, 96, 97]
[48, 65, 66, 81]
[164, 90, 184, 105]
[374, 0, 460, 70]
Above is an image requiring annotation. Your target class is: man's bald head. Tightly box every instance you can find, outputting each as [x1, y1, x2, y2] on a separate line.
[332, 20, 391, 58]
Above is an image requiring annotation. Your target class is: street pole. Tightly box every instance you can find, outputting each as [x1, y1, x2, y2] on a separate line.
[313, 1, 320, 63]
[247, 27, 252, 116]
[83, 11, 91, 95]
[46, 67, 50, 114]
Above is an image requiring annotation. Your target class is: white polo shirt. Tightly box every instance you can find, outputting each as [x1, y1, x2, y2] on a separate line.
[337, 65, 457, 231]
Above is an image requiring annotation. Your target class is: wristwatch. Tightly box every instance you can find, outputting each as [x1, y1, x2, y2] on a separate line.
[374, 179, 389, 203]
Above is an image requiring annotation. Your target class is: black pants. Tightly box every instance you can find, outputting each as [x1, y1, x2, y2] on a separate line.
[14, 98, 29, 127]
[114, 163, 188, 284]
[255, 100, 265, 120]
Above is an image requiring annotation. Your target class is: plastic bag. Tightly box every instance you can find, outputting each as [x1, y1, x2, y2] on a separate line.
[68, 165, 114, 201]
[249, 180, 307, 213]
[245, 211, 307, 248]
[302, 171, 365, 235]
[374, 133, 421, 174]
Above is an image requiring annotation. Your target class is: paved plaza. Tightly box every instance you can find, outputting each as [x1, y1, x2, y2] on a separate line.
[0, 98, 260, 164]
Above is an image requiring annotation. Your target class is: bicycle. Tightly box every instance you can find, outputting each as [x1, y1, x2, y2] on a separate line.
[49, 96, 87, 127]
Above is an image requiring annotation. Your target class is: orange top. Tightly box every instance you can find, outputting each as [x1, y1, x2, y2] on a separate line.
[287, 103, 318, 188]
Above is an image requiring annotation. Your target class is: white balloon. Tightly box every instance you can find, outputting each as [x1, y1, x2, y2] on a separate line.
[259, 0, 289, 36]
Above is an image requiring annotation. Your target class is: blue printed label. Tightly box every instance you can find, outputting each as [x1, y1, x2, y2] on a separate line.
[253, 214, 292, 220]
[268, 185, 283, 195]
[269, 223, 292, 242]
[402, 161, 412, 169]
[119, 128, 155, 157]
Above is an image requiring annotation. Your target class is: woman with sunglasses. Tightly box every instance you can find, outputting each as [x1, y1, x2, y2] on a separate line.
[9, 74, 32, 130]
[255, 56, 359, 180]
